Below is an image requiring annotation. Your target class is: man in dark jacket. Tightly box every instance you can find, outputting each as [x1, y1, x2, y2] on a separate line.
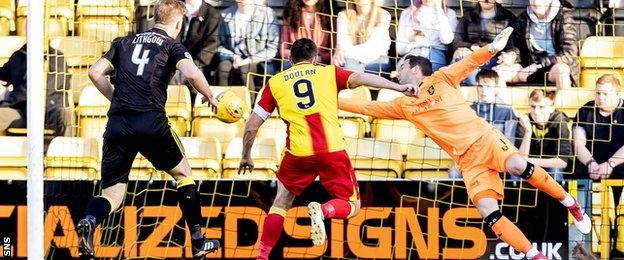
[452, 0, 516, 85]
[512, 0, 579, 89]
[0, 45, 70, 136]
[181, 0, 219, 84]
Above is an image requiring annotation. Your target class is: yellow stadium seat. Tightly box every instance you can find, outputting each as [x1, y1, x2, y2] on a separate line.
[344, 137, 403, 180]
[76, 0, 135, 50]
[166, 85, 192, 136]
[0, 136, 27, 180]
[50, 36, 102, 104]
[338, 87, 372, 138]
[0, 0, 15, 36]
[130, 153, 163, 181]
[403, 137, 454, 180]
[373, 89, 423, 155]
[17, 0, 74, 37]
[45, 137, 99, 180]
[192, 86, 251, 152]
[77, 85, 110, 139]
[183, 137, 221, 179]
[579, 36, 624, 88]
[222, 137, 279, 179]
[554, 88, 594, 117]
[0, 36, 26, 66]
[257, 116, 287, 153]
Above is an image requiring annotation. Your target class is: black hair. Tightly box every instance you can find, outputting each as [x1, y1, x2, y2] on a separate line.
[290, 38, 318, 63]
[404, 55, 432, 76]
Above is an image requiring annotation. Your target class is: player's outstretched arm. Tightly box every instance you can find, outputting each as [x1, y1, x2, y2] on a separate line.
[347, 72, 417, 97]
[441, 27, 514, 87]
[178, 59, 218, 107]
[238, 112, 266, 174]
[88, 58, 114, 101]
[338, 98, 405, 120]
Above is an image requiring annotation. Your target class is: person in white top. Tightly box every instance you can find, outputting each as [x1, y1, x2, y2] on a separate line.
[396, 0, 457, 72]
[332, 0, 392, 75]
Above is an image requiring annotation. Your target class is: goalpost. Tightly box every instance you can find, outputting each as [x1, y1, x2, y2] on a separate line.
[26, 1, 45, 259]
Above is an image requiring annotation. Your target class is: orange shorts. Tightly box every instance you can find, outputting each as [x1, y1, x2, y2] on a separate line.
[277, 150, 360, 201]
[457, 128, 519, 203]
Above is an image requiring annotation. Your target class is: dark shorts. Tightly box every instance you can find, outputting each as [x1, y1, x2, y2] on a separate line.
[526, 66, 553, 85]
[101, 111, 184, 188]
[277, 150, 360, 201]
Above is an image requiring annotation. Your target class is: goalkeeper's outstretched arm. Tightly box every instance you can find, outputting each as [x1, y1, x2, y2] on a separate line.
[338, 98, 406, 120]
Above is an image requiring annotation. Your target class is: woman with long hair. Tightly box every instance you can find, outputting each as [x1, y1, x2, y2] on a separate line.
[281, 0, 331, 68]
[333, 0, 391, 74]
[397, 0, 457, 72]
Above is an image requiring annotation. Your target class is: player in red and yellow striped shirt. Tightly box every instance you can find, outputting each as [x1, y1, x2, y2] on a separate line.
[238, 38, 415, 260]
[339, 28, 591, 260]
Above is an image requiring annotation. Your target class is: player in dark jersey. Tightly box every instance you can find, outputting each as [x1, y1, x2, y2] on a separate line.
[76, 1, 220, 259]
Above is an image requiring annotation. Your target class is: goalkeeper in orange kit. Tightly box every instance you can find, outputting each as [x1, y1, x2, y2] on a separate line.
[339, 27, 591, 260]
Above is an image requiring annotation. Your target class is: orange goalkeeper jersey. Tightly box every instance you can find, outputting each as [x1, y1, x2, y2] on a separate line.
[339, 46, 497, 157]
[255, 62, 354, 157]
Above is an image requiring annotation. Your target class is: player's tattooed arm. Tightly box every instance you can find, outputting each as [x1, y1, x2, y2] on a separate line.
[239, 113, 265, 175]
[88, 58, 115, 101]
[348, 72, 417, 97]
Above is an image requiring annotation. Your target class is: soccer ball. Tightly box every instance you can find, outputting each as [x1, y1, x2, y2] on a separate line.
[215, 90, 244, 123]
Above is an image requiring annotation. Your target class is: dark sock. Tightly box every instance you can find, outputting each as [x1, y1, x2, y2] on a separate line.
[177, 181, 203, 240]
[85, 196, 113, 226]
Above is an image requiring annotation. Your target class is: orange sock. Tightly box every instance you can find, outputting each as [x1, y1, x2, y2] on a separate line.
[490, 214, 533, 254]
[525, 163, 566, 201]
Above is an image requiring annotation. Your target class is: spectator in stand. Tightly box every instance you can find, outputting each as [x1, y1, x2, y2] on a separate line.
[333, 0, 391, 74]
[217, 0, 279, 91]
[512, 0, 578, 89]
[396, 0, 457, 72]
[573, 74, 624, 255]
[0, 45, 70, 136]
[515, 89, 572, 181]
[452, 0, 517, 85]
[471, 69, 517, 139]
[281, 0, 331, 69]
[180, 0, 220, 85]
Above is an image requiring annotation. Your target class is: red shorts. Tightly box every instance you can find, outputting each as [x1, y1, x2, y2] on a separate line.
[277, 150, 360, 201]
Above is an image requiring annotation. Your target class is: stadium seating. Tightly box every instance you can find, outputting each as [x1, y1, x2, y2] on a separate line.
[192, 86, 251, 152]
[0, 0, 14, 36]
[76, 0, 135, 50]
[0, 36, 25, 66]
[579, 36, 624, 88]
[49, 36, 102, 104]
[0, 136, 27, 180]
[166, 85, 192, 136]
[45, 137, 99, 180]
[344, 137, 403, 180]
[403, 137, 454, 180]
[76, 84, 110, 139]
[160, 137, 222, 180]
[257, 114, 287, 153]
[338, 87, 372, 138]
[372, 89, 423, 155]
[17, 0, 75, 37]
[222, 137, 279, 179]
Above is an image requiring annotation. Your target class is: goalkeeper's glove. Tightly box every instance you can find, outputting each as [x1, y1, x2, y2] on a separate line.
[488, 27, 514, 53]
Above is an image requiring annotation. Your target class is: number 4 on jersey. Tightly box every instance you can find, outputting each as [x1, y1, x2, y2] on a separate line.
[131, 44, 151, 76]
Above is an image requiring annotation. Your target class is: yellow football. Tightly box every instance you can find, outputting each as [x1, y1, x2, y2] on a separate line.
[215, 90, 244, 123]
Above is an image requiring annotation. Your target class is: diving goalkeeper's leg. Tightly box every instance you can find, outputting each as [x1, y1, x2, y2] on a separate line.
[506, 154, 591, 234]
[474, 191, 548, 260]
